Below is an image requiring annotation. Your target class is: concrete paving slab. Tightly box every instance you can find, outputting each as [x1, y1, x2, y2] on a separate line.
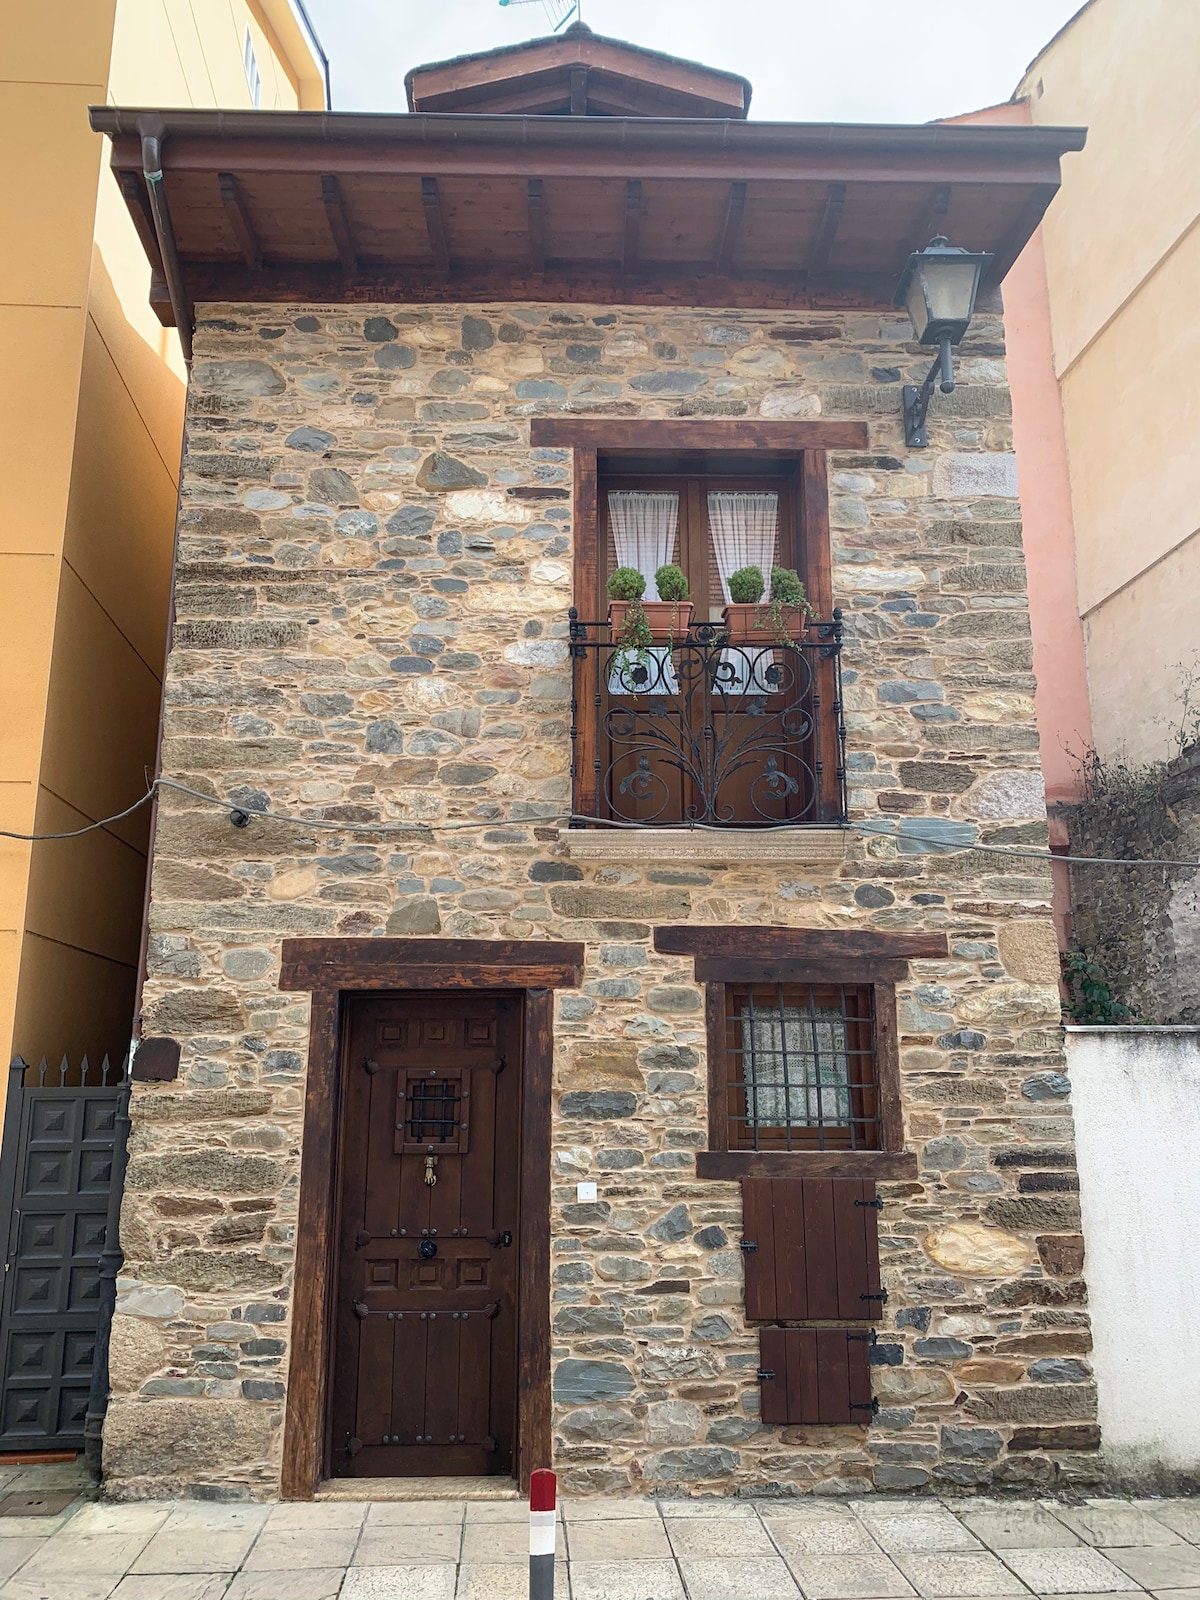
[1144, 1506, 1200, 1543]
[1054, 1508, 1186, 1548]
[456, 1563, 565, 1598]
[225, 1570, 346, 1599]
[16, 1531, 151, 1575]
[858, 1509, 984, 1553]
[679, 1555, 803, 1599]
[460, 1522, 564, 1564]
[665, 1517, 777, 1559]
[766, 1515, 883, 1556]
[242, 1528, 360, 1569]
[1106, 1548, 1200, 1590]
[130, 1527, 260, 1574]
[569, 1517, 673, 1560]
[781, 1549, 916, 1599]
[958, 1506, 1083, 1550]
[563, 1499, 663, 1521]
[658, 1500, 760, 1519]
[569, 1559, 687, 1600]
[110, 1577, 233, 1600]
[0, 1543, 44, 1585]
[0, 1575, 120, 1600]
[892, 1550, 1033, 1597]
[355, 1524, 461, 1564]
[265, 1501, 368, 1530]
[341, 1564, 458, 1599]
[65, 1505, 173, 1538]
[366, 1501, 465, 1525]
[1000, 1547, 1142, 1594]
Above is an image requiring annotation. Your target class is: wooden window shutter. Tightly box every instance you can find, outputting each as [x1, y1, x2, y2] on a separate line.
[741, 1177, 883, 1322]
[758, 1327, 876, 1425]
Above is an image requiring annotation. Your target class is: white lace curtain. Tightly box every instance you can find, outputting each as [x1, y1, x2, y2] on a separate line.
[707, 491, 779, 602]
[608, 491, 679, 599]
[741, 1004, 852, 1129]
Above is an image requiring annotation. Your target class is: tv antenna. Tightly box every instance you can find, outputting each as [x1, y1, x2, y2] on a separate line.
[499, 0, 582, 33]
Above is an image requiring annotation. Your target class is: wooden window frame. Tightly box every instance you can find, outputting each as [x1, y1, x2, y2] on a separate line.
[276, 936, 583, 1498]
[652, 925, 943, 1181]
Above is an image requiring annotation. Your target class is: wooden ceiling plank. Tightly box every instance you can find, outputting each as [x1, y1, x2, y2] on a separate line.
[623, 179, 642, 275]
[714, 181, 747, 277]
[897, 182, 952, 268]
[320, 173, 358, 276]
[806, 181, 847, 276]
[218, 171, 262, 269]
[421, 176, 451, 274]
[527, 178, 546, 276]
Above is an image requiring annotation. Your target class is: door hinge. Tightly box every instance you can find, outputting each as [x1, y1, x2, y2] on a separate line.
[855, 1197, 884, 1210]
[850, 1397, 880, 1417]
[755, 1368, 775, 1383]
[739, 1240, 758, 1253]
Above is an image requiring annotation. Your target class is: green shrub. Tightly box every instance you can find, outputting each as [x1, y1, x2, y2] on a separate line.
[654, 564, 689, 602]
[770, 566, 808, 608]
[727, 565, 765, 604]
[607, 566, 646, 601]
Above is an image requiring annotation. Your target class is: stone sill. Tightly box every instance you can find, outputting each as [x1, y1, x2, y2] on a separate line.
[1064, 1025, 1200, 1033]
[563, 827, 849, 866]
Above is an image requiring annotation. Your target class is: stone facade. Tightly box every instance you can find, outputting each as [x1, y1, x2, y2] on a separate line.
[104, 299, 1097, 1500]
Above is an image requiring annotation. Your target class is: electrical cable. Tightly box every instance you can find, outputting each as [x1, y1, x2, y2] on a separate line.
[5, 776, 1200, 870]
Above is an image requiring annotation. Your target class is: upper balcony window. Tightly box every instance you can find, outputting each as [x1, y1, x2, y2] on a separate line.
[243, 27, 262, 109]
[569, 454, 845, 829]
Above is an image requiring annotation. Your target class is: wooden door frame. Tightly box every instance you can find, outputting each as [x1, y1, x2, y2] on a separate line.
[278, 937, 585, 1498]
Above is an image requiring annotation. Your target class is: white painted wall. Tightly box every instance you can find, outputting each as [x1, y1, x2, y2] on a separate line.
[1066, 1027, 1200, 1485]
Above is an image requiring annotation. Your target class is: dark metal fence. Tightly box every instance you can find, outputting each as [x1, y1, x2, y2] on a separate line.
[568, 612, 847, 827]
[0, 1054, 131, 1467]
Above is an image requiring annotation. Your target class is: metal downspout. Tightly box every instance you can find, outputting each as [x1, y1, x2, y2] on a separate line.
[137, 115, 194, 362]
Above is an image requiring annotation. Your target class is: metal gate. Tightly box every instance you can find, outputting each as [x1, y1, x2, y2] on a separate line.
[0, 1055, 129, 1452]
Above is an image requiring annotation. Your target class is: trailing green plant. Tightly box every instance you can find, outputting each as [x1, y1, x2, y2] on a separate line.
[654, 564, 689, 602]
[727, 565, 765, 604]
[607, 566, 646, 602]
[1061, 948, 1135, 1025]
[762, 565, 816, 643]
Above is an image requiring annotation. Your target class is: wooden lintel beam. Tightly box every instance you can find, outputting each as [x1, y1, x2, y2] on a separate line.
[320, 173, 357, 276]
[623, 179, 642, 275]
[421, 175, 451, 275]
[807, 181, 847, 276]
[531, 419, 870, 450]
[569, 64, 589, 116]
[653, 924, 950, 962]
[527, 177, 546, 276]
[714, 181, 747, 277]
[899, 183, 952, 267]
[117, 170, 164, 276]
[218, 172, 262, 270]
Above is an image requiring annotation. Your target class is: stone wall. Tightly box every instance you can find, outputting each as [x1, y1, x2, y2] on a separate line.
[104, 299, 1098, 1500]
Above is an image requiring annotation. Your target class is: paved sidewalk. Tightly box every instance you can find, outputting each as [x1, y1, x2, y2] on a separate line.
[0, 1465, 1198, 1600]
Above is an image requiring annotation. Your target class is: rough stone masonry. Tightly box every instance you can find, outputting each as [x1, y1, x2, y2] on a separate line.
[103, 299, 1097, 1500]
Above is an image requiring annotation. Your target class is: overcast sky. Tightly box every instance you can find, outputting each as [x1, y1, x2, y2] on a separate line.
[303, 0, 1087, 124]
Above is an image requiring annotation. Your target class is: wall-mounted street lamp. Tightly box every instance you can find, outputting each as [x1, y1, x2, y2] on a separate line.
[895, 236, 994, 448]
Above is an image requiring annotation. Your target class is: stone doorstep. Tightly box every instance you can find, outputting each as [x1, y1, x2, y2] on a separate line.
[562, 826, 851, 864]
[315, 1476, 520, 1502]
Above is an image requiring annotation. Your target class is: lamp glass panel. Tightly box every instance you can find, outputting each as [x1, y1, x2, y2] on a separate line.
[917, 257, 983, 340]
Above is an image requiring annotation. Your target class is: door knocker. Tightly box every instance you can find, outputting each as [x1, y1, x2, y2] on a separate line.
[424, 1153, 438, 1187]
[418, 1238, 438, 1260]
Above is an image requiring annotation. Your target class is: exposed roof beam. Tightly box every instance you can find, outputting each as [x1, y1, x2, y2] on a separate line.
[807, 182, 847, 276]
[986, 181, 1060, 284]
[527, 178, 546, 276]
[320, 174, 357, 275]
[421, 176, 451, 275]
[117, 171, 165, 276]
[898, 183, 951, 266]
[569, 65, 589, 116]
[623, 179, 642, 275]
[714, 181, 746, 278]
[218, 172, 262, 269]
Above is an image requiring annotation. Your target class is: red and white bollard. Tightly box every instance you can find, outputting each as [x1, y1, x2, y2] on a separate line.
[528, 1468, 556, 1600]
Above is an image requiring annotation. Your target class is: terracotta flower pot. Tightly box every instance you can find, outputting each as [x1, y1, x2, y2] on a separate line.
[722, 603, 808, 644]
[641, 600, 693, 642]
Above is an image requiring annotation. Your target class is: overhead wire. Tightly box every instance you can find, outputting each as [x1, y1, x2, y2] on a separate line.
[3, 776, 1199, 870]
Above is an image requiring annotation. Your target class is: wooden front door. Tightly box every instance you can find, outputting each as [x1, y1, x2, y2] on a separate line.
[330, 994, 522, 1478]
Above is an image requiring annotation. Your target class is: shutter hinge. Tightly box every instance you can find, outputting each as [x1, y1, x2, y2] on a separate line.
[847, 1329, 878, 1344]
[739, 1240, 758, 1253]
[855, 1197, 884, 1210]
[755, 1368, 775, 1383]
[849, 1397, 881, 1417]
[860, 1290, 888, 1304]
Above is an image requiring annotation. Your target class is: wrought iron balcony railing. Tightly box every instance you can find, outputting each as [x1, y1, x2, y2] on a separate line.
[568, 611, 847, 828]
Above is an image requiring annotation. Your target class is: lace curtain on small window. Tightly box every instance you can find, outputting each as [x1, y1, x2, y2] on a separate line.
[740, 1002, 852, 1127]
[607, 490, 681, 694]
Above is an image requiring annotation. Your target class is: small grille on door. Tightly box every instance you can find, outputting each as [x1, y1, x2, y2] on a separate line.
[405, 1079, 460, 1144]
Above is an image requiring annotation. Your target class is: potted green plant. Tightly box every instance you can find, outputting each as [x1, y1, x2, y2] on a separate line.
[606, 565, 652, 690]
[644, 563, 693, 642]
[763, 565, 816, 643]
[722, 564, 766, 643]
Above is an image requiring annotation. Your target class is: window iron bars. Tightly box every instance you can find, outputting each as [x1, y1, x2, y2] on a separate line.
[727, 983, 880, 1151]
[568, 612, 846, 828]
[405, 1078, 461, 1145]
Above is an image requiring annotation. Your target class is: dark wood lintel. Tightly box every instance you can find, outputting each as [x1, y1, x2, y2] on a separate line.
[654, 925, 950, 961]
[531, 419, 870, 451]
[696, 1150, 918, 1181]
[279, 936, 585, 993]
